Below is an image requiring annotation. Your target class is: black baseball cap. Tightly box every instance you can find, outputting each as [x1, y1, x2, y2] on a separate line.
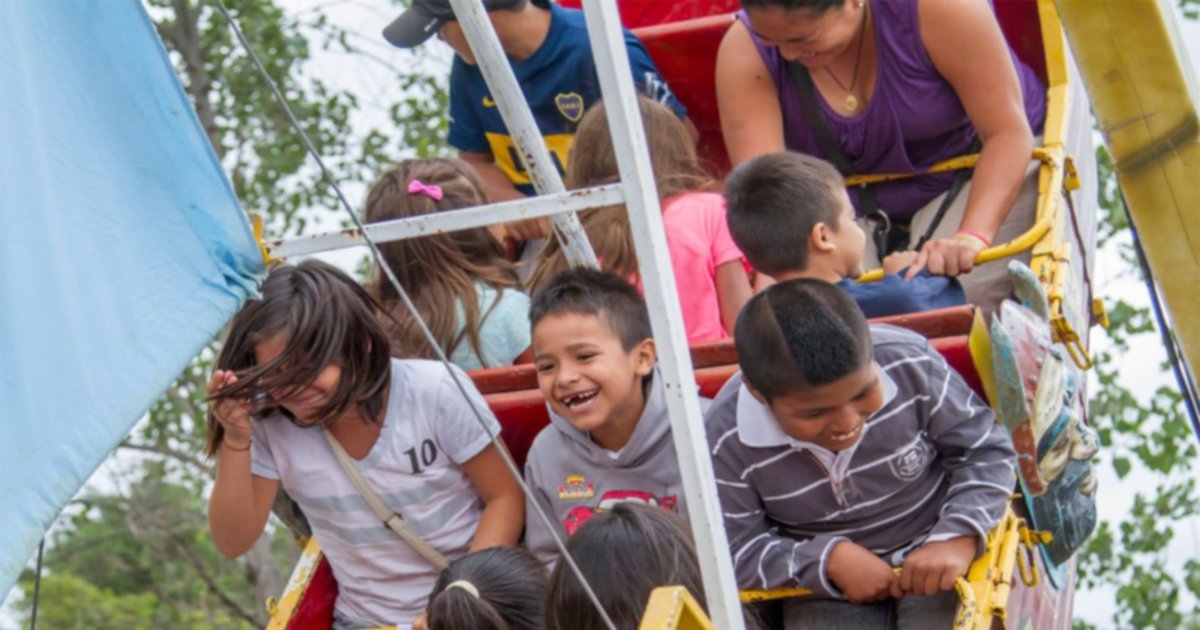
[383, 0, 547, 48]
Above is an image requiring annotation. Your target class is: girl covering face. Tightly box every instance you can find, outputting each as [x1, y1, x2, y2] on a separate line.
[204, 260, 524, 629]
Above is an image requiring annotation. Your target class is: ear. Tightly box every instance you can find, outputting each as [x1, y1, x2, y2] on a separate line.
[810, 222, 836, 253]
[631, 338, 656, 377]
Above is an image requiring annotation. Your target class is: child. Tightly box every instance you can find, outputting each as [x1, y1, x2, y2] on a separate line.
[531, 97, 752, 342]
[523, 268, 685, 565]
[425, 546, 547, 630]
[544, 503, 707, 630]
[705, 279, 1016, 628]
[384, 0, 685, 210]
[204, 260, 524, 629]
[724, 151, 965, 318]
[365, 158, 531, 370]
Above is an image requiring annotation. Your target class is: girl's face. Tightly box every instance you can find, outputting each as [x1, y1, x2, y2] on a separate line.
[253, 334, 343, 427]
[744, 0, 864, 67]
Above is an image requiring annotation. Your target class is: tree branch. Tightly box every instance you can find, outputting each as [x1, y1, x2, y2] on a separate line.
[118, 440, 215, 477]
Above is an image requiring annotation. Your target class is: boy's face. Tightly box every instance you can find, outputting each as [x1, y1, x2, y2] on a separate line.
[755, 362, 884, 452]
[826, 186, 867, 279]
[253, 334, 343, 427]
[437, 22, 476, 64]
[532, 312, 656, 436]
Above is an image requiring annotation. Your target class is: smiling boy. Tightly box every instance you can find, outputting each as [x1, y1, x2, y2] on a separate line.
[705, 279, 1016, 628]
[522, 268, 685, 565]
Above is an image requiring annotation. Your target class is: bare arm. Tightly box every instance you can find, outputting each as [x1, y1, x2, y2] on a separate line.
[461, 442, 525, 551]
[715, 260, 753, 335]
[208, 456, 279, 558]
[907, 0, 1035, 278]
[716, 19, 787, 167]
[206, 370, 279, 558]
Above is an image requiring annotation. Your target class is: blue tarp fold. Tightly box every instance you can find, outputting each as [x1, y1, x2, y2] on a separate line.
[0, 0, 266, 597]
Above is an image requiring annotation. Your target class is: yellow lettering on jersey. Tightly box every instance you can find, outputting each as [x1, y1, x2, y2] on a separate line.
[485, 133, 574, 187]
[482, 96, 496, 108]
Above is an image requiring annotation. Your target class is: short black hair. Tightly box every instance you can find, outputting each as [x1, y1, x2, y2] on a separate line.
[529, 267, 652, 351]
[724, 151, 846, 277]
[735, 279, 872, 401]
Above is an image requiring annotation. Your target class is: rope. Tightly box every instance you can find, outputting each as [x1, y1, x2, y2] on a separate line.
[206, 2, 618, 628]
[28, 538, 45, 630]
[1121, 194, 1200, 441]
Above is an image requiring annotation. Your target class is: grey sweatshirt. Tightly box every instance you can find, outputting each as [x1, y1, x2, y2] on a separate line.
[523, 368, 686, 565]
[705, 325, 1017, 597]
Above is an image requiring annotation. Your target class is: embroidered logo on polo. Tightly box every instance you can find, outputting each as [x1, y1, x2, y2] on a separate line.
[554, 92, 585, 123]
[890, 440, 934, 480]
[557, 474, 594, 500]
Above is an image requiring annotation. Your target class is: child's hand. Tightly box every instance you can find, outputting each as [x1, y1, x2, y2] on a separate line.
[412, 612, 429, 630]
[208, 370, 255, 449]
[826, 540, 896, 603]
[896, 536, 977, 597]
[882, 251, 918, 276]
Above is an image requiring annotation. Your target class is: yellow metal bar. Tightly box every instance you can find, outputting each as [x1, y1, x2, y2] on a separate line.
[638, 586, 716, 630]
[855, 149, 1059, 284]
[1057, 0, 1200, 383]
[266, 537, 324, 630]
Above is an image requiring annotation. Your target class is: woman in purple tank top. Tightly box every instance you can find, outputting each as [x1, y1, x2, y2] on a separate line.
[716, 0, 1046, 312]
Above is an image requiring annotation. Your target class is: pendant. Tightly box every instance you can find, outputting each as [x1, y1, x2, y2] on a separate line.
[845, 94, 859, 112]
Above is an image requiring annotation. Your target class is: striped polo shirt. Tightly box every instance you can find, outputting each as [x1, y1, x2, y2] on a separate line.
[705, 325, 1017, 597]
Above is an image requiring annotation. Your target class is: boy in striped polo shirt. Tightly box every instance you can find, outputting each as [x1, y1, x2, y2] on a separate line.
[705, 280, 1016, 628]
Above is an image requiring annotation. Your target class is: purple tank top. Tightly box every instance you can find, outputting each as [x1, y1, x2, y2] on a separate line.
[742, 0, 1046, 220]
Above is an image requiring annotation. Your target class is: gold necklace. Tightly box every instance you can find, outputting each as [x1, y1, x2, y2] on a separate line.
[823, 3, 868, 112]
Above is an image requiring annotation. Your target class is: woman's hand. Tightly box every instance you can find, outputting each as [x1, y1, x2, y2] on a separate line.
[905, 236, 986, 279]
[208, 370, 254, 449]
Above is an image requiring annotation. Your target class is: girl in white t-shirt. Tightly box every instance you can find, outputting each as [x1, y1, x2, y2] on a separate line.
[204, 259, 524, 629]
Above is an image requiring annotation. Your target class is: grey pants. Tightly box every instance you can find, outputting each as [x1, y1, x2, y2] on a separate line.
[783, 590, 959, 630]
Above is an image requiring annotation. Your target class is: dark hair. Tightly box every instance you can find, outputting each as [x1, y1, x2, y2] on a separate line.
[544, 504, 705, 630]
[426, 547, 548, 630]
[529, 96, 712, 292]
[724, 151, 845, 277]
[365, 158, 521, 366]
[739, 0, 844, 14]
[734, 278, 871, 401]
[529, 267, 652, 352]
[204, 260, 393, 456]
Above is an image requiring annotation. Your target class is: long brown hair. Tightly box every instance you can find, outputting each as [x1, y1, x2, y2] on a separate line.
[365, 158, 520, 364]
[204, 260, 394, 457]
[528, 97, 713, 292]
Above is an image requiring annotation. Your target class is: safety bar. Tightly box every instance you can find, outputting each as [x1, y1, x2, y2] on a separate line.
[855, 146, 1063, 284]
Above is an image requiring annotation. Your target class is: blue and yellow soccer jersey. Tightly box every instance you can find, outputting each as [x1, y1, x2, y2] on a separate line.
[446, 3, 685, 196]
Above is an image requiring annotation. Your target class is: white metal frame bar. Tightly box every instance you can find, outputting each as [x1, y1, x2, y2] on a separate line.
[446, 0, 598, 268]
[580, 2, 746, 628]
[267, 183, 623, 259]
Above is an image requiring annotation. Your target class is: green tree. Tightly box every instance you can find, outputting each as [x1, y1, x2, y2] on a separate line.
[12, 0, 449, 626]
[1073, 144, 1200, 628]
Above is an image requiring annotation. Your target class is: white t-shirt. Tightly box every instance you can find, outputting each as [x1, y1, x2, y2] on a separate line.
[250, 359, 502, 628]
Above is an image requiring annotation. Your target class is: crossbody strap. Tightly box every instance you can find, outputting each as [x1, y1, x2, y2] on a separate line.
[322, 429, 450, 571]
[787, 61, 881, 218]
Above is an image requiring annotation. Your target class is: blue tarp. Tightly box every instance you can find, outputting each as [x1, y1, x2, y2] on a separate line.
[0, 0, 266, 597]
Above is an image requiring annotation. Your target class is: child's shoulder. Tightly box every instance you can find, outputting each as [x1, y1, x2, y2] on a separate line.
[388, 358, 467, 395]
[703, 373, 745, 442]
[869, 323, 935, 359]
[664, 191, 724, 213]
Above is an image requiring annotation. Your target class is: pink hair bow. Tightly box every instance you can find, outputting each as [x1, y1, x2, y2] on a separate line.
[407, 179, 444, 201]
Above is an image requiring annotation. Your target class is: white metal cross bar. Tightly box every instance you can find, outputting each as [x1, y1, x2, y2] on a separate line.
[447, 0, 598, 268]
[579, 1, 747, 628]
[266, 184, 624, 260]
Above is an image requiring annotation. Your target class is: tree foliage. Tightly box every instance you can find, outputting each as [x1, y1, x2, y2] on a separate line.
[11, 0, 449, 626]
[1073, 143, 1200, 628]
